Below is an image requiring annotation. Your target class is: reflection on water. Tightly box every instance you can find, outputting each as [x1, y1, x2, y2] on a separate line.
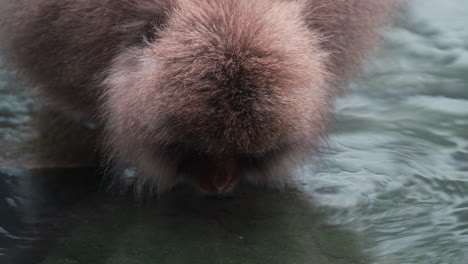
[1, 0, 467, 263]
[0, 168, 100, 263]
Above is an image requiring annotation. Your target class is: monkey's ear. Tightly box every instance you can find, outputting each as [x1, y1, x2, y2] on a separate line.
[140, 17, 167, 44]
[119, 0, 175, 45]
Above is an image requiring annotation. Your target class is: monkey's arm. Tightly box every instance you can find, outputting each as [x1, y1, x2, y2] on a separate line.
[303, 0, 403, 81]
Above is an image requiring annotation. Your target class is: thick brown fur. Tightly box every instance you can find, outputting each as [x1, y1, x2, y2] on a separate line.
[0, 0, 402, 194]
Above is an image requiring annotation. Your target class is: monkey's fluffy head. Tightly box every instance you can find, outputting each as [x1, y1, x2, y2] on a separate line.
[102, 0, 330, 194]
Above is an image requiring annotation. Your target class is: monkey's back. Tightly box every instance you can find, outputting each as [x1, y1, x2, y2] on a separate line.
[0, 0, 173, 118]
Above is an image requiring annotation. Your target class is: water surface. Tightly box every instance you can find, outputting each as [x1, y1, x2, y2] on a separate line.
[307, 1, 468, 262]
[1, 0, 467, 263]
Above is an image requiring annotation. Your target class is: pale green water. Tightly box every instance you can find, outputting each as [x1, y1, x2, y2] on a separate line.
[1, 1, 467, 263]
[306, 1, 468, 262]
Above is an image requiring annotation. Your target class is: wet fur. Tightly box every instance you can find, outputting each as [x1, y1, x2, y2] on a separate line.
[0, 0, 402, 194]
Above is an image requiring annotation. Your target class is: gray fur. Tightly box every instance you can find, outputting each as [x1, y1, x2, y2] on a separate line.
[0, 0, 402, 194]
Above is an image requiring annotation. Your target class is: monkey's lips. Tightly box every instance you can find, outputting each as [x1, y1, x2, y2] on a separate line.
[188, 158, 241, 194]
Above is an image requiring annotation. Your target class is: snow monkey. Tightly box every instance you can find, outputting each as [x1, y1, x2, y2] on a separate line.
[0, 0, 403, 194]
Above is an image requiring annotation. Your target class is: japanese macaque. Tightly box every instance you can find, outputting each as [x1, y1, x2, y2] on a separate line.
[0, 0, 402, 194]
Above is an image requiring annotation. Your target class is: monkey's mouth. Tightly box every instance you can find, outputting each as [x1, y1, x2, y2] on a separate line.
[184, 158, 241, 194]
[166, 142, 262, 194]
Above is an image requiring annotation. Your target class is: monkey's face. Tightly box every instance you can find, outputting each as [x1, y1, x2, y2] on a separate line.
[102, 0, 331, 194]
